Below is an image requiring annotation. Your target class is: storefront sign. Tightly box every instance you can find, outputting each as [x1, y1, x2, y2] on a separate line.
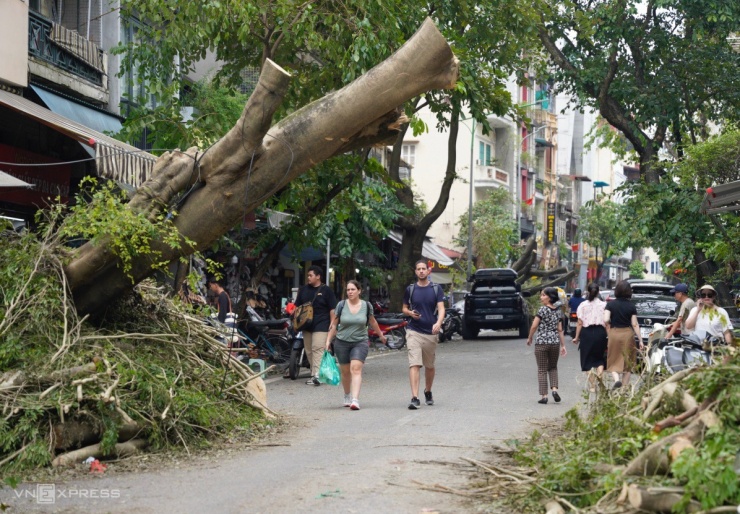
[546, 202, 556, 243]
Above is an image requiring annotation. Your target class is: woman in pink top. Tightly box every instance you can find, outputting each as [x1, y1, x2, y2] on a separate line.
[572, 283, 608, 392]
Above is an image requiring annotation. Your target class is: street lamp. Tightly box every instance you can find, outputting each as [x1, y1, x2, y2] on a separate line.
[467, 117, 476, 282]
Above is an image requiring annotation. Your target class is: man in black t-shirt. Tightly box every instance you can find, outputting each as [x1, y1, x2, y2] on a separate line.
[207, 278, 231, 323]
[294, 265, 337, 385]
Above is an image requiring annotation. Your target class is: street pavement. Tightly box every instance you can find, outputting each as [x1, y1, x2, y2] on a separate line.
[4, 332, 584, 513]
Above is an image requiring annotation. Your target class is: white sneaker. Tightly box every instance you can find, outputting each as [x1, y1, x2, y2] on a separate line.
[343, 394, 351, 407]
[350, 399, 360, 410]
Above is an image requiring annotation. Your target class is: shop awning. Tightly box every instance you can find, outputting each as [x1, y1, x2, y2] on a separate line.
[32, 86, 123, 135]
[387, 230, 455, 266]
[0, 89, 155, 188]
[0, 170, 34, 189]
[702, 181, 740, 214]
[429, 271, 452, 284]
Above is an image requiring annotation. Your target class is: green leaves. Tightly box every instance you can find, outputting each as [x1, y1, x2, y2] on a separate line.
[455, 188, 519, 268]
[57, 178, 192, 282]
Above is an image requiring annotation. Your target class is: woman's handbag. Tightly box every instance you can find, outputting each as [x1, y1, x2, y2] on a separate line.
[318, 350, 340, 385]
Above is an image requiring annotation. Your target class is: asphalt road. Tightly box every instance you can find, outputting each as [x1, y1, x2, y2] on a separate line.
[4, 332, 583, 514]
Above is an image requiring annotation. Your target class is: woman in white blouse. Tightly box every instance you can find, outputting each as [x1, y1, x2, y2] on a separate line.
[572, 283, 608, 392]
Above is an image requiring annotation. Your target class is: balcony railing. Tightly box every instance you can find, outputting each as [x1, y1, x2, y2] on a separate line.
[28, 11, 104, 86]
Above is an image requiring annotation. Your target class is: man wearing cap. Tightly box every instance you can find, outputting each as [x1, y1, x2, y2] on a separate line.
[666, 284, 695, 338]
[685, 285, 734, 345]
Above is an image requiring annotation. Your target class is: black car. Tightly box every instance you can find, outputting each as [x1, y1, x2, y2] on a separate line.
[462, 268, 531, 339]
[631, 294, 679, 340]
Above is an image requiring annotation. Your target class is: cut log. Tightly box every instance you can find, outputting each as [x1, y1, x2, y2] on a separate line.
[624, 410, 719, 476]
[627, 484, 702, 512]
[52, 421, 143, 451]
[544, 499, 565, 514]
[52, 439, 147, 467]
[668, 436, 694, 461]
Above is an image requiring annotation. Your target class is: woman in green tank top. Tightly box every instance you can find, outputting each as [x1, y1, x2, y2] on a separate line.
[325, 280, 387, 410]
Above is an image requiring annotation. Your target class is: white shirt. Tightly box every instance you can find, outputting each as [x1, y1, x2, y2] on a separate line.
[687, 305, 733, 339]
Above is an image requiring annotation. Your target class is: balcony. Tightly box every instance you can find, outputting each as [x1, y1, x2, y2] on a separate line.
[531, 108, 558, 128]
[28, 10, 105, 87]
[474, 164, 509, 188]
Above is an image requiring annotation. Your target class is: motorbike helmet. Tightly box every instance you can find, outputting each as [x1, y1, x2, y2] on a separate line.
[573, 288, 582, 297]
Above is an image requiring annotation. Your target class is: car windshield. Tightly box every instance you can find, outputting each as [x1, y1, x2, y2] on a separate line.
[629, 282, 674, 295]
[631, 295, 677, 316]
[471, 284, 517, 295]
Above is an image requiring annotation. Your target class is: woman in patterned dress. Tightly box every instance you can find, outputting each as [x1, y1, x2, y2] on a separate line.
[526, 287, 567, 404]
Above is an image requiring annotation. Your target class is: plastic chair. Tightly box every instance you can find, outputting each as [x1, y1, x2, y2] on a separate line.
[248, 358, 266, 376]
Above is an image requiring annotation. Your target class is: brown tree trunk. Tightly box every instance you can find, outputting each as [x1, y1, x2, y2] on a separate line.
[65, 19, 458, 315]
[387, 102, 463, 311]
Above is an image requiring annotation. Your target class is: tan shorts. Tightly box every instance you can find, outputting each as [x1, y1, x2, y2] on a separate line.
[407, 330, 437, 368]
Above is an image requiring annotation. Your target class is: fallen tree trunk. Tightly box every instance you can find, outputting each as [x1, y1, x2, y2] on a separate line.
[52, 439, 147, 467]
[65, 19, 459, 315]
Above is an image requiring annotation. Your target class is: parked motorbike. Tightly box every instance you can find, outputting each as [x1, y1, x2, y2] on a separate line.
[439, 306, 462, 342]
[643, 324, 724, 375]
[287, 326, 310, 380]
[370, 316, 408, 349]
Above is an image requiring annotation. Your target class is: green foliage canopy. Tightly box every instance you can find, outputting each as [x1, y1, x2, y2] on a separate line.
[538, 0, 740, 179]
[455, 188, 519, 268]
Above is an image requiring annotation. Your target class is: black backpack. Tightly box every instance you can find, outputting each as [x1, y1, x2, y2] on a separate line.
[406, 282, 442, 315]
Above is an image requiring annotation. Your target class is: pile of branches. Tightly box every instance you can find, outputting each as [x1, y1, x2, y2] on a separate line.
[0, 228, 274, 476]
[466, 349, 740, 513]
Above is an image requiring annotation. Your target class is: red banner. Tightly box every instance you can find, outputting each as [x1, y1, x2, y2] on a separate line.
[0, 143, 71, 206]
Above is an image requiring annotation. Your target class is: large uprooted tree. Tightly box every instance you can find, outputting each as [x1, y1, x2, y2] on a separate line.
[65, 19, 459, 315]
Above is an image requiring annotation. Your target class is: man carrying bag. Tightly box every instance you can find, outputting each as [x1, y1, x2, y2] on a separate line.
[293, 265, 337, 385]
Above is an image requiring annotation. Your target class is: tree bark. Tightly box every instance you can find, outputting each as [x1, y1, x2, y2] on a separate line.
[65, 19, 458, 315]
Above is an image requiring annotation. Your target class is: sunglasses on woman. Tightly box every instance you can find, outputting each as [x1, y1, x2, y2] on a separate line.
[699, 293, 715, 299]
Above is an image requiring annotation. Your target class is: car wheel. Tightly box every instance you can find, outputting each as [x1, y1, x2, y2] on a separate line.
[461, 319, 478, 340]
[518, 316, 530, 339]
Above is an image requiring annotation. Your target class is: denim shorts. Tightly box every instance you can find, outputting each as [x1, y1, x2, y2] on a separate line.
[333, 338, 370, 365]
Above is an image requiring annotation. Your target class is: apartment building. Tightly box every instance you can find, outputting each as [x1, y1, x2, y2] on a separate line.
[0, 0, 155, 225]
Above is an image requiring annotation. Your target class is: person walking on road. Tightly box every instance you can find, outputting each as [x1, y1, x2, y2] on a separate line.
[604, 281, 643, 390]
[294, 265, 337, 386]
[685, 284, 734, 345]
[325, 280, 387, 410]
[526, 287, 567, 404]
[572, 283, 608, 393]
[666, 283, 695, 338]
[402, 260, 445, 410]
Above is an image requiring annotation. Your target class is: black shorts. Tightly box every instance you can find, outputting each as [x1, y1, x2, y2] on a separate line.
[333, 338, 369, 364]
